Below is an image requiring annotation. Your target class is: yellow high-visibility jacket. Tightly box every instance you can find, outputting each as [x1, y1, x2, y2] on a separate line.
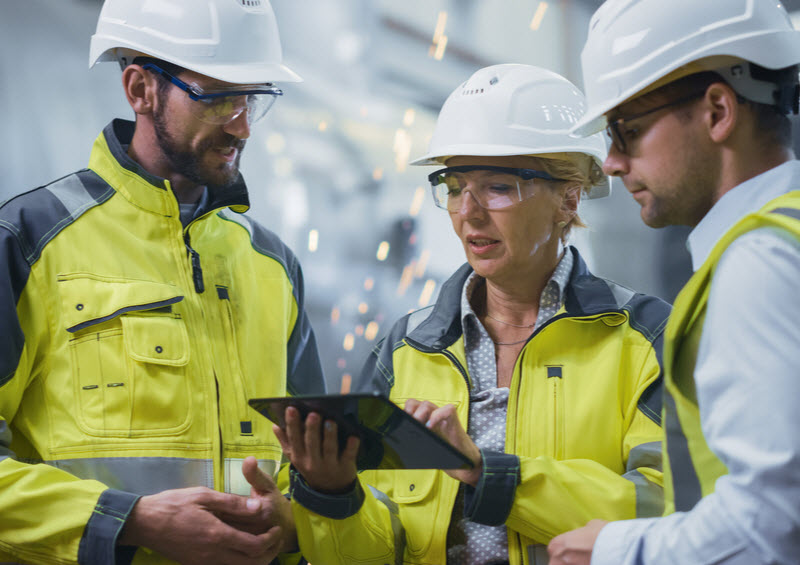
[291, 249, 668, 565]
[0, 120, 325, 564]
[662, 192, 800, 513]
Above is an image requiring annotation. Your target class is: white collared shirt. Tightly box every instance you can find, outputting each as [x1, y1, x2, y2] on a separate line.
[592, 160, 800, 565]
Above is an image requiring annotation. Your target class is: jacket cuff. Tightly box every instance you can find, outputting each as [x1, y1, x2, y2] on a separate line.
[289, 466, 364, 519]
[78, 488, 141, 565]
[463, 450, 520, 526]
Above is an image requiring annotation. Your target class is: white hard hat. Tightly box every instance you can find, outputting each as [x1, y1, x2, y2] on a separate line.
[410, 64, 610, 199]
[573, 0, 800, 136]
[89, 0, 301, 84]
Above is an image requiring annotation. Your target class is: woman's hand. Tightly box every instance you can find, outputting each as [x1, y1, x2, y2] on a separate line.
[272, 406, 360, 493]
[404, 399, 483, 486]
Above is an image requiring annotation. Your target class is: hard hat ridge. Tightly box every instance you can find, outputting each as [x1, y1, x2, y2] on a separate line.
[410, 64, 610, 199]
[573, 0, 800, 136]
[89, 0, 302, 84]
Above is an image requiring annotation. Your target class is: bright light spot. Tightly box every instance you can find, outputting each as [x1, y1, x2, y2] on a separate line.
[409, 186, 426, 217]
[403, 108, 416, 127]
[418, 279, 436, 307]
[364, 277, 375, 291]
[308, 229, 319, 252]
[396, 264, 414, 296]
[331, 307, 340, 324]
[358, 302, 369, 314]
[376, 241, 390, 261]
[373, 167, 384, 181]
[355, 324, 364, 336]
[265, 133, 285, 154]
[365, 321, 379, 341]
[343, 333, 355, 351]
[318, 121, 328, 132]
[433, 35, 448, 60]
[394, 128, 412, 172]
[415, 249, 431, 278]
[430, 11, 448, 60]
[530, 1, 549, 30]
[340, 374, 352, 393]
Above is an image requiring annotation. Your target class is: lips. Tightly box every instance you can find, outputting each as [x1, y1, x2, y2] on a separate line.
[466, 235, 500, 254]
[214, 146, 238, 163]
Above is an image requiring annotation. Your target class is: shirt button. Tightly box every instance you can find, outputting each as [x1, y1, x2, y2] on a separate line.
[155, 346, 163, 354]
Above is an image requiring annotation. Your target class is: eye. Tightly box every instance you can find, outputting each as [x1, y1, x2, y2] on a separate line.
[486, 183, 515, 194]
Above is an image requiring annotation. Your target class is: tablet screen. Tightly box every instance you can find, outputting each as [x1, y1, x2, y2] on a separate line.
[249, 393, 474, 470]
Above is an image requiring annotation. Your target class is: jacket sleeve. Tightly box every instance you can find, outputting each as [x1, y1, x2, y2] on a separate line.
[284, 249, 326, 396]
[289, 327, 407, 565]
[0, 226, 139, 565]
[466, 343, 664, 544]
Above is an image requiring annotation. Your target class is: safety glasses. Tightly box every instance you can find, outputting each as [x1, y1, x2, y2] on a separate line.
[605, 90, 707, 153]
[428, 165, 565, 212]
[143, 63, 282, 125]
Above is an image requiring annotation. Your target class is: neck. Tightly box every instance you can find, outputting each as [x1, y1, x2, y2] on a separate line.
[480, 256, 560, 327]
[713, 128, 795, 206]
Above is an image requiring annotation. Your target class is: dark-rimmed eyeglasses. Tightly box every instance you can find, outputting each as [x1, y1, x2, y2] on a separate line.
[142, 63, 283, 125]
[606, 90, 707, 154]
[427, 165, 567, 212]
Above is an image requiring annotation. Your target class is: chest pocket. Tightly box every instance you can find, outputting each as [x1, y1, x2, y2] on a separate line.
[61, 275, 191, 437]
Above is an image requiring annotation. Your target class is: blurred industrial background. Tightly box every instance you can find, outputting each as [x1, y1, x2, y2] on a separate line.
[4, 0, 800, 391]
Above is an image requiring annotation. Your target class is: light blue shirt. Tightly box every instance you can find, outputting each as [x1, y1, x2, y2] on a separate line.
[592, 160, 800, 565]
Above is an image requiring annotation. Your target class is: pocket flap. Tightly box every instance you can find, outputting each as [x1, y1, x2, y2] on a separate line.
[60, 275, 184, 332]
[122, 315, 190, 366]
[391, 469, 439, 503]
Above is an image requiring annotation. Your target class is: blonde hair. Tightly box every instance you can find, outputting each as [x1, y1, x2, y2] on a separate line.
[526, 152, 605, 242]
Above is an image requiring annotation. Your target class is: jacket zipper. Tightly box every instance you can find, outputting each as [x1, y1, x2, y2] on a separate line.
[184, 233, 205, 294]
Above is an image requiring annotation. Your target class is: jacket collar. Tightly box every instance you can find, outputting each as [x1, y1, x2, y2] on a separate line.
[407, 246, 630, 350]
[88, 119, 250, 218]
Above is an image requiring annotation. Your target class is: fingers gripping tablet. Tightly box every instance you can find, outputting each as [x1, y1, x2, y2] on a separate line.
[249, 393, 474, 470]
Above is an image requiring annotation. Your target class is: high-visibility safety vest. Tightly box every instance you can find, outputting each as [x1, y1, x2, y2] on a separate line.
[662, 191, 800, 513]
[0, 120, 324, 564]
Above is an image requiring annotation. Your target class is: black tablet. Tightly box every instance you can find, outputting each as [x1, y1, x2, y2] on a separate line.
[248, 392, 474, 471]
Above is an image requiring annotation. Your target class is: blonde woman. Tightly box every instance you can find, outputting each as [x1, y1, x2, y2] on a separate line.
[280, 65, 669, 565]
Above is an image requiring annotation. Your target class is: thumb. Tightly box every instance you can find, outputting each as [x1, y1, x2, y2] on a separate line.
[242, 455, 278, 494]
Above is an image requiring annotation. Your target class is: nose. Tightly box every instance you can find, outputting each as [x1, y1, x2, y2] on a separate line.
[455, 189, 485, 219]
[602, 143, 629, 178]
[223, 107, 251, 140]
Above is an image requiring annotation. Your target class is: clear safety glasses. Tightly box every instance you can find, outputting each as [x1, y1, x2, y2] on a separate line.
[428, 165, 566, 212]
[605, 90, 707, 153]
[143, 63, 282, 126]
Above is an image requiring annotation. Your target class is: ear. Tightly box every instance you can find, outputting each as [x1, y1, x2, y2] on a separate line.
[121, 64, 159, 116]
[557, 183, 581, 222]
[703, 82, 739, 144]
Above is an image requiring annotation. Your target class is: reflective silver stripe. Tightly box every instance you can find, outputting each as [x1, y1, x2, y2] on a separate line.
[527, 543, 549, 565]
[771, 207, 800, 221]
[45, 174, 98, 220]
[368, 485, 406, 565]
[623, 441, 664, 517]
[627, 441, 662, 472]
[0, 420, 12, 458]
[224, 458, 279, 495]
[664, 391, 703, 511]
[47, 457, 214, 495]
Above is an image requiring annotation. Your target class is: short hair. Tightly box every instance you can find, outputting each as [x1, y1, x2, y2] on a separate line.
[527, 154, 605, 242]
[132, 56, 186, 97]
[645, 65, 798, 148]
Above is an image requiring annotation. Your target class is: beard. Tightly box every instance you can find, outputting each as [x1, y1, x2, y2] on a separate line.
[152, 102, 246, 188]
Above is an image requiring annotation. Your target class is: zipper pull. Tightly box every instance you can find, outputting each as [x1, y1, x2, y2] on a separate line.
[185, 241, 205, 294]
